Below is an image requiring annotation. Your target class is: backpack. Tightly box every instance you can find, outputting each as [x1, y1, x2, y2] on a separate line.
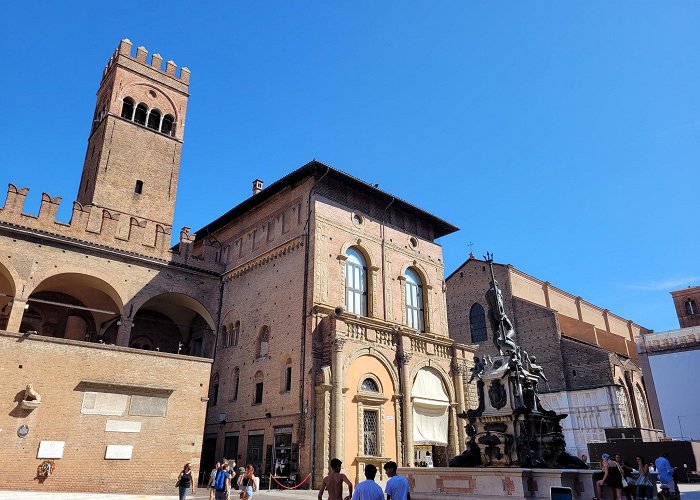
[215, 470, 228, 491]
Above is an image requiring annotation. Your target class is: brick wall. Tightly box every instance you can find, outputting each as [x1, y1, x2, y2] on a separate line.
[0, 331, 211, 495]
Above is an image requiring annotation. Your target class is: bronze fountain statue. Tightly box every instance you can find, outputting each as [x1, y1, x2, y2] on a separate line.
[450, 253, 588, 470]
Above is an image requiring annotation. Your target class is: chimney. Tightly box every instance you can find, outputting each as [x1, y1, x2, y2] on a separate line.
[253, 179, 264, 195]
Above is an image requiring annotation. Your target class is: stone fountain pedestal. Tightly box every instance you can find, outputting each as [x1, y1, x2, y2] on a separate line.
[400, 466, 596, 500]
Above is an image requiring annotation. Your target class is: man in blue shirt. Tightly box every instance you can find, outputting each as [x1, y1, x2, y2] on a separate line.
[383, 461, 411, 500]
[352, 464, 384, 500]
[655, 453, 676, 494]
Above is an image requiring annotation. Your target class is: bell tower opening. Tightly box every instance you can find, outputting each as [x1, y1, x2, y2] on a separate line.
[76, 39, 191, 229]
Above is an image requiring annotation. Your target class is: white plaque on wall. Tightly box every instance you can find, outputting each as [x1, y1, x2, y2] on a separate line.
[105, 445, 133, 460]
[37, 441, 65, 459]
[105, 420, 142, 433]
[82, 392, 129, 416]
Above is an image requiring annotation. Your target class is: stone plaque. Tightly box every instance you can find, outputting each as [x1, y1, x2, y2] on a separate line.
[105, 444, 133, 460]
[105, 420, 142, 433]
[81, 392, 129, 416]
[129, 395, 168, 417]
[37, 441, 65, 459]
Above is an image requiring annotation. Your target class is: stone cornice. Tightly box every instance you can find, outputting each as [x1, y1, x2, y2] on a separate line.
[223, 236, 304, 281]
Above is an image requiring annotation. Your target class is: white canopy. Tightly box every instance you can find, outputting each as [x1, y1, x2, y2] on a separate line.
[412, 368, 449, 445]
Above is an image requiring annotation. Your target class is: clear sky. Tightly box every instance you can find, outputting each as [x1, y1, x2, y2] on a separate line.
[0, 2, 697, 332]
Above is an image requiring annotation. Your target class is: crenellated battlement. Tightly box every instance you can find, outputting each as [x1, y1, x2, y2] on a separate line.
[102, 39, 191, 85]
[0, 184, 221, 273]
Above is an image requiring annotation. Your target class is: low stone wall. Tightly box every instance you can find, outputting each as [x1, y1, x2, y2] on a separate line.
[400, 467, 596, 500]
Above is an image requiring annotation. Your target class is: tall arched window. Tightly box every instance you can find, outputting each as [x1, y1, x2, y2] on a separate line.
[121, 97, 135, 119]
[233, 320, 240, 346]
[161, 114, 174, 135]
[232, 367, 240, 401]
[283, 358, 293, 393]
[257, 326, 270, 358]
[635, 384, 651, 428]
[686, 299, 697, 316]
[405, 268, 424, 332]
[469, 303, 488, 343]
[147, 109, 161, 130]
[134, 103, 148, 125]
[210, 374, 219, 407]
[345, 247, 368, 316]
[253, 371, 264, 405]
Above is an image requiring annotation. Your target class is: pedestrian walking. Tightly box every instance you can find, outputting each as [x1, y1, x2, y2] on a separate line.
[318, 458, 353, 500]
[352, 464, 384, 500]
[594, 453, 624, 500]
[383, 461, 411, 500]
[214, 463, 232, 500]
[177, 462, 195, 500]
[238, 464, 259, 499]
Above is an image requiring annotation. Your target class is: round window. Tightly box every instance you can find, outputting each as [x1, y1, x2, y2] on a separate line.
[409, 236, 419, 248]
[352, 213, 364, 226]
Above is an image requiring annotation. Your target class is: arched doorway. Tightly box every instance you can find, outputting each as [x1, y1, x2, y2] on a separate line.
[21, 273, 123, 342]
[0, 261, 16, 330]
[129, 293, 215, 358]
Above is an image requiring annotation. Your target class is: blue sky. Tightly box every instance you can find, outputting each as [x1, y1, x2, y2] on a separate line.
[0, 2, 698, 332]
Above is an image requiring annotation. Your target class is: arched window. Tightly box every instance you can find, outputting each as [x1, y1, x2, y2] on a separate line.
[686, 299, 697, 316]
[257, 326, 270, 358]
[134, 103, 148, 125]
[345, 247, 368, 316]
[404, 268, 424, 332]
[469, 303, 488, 343]
[147, 109, 161, 130]
[233, 320, 240, 346]
[232, 367, 240, 401]
[210, 374, 219, 407]
[253, 371, 264, 405]
[161, 114, 174, 135]
[121, 97, 135, 119]
[283, 358, 293, 393]
[361, 378, 380, 392]
[222, 325, 231, 348]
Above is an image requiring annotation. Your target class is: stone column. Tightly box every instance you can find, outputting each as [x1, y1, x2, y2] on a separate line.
[449, 404, 459, 458]
[5, 298, 27, 332]
[452, 359, 467, 453]
[331, 336, 346, 461]
[399, 351, 414, 467]
[115, 318, 134, 346]
[314, 380, 332, 486]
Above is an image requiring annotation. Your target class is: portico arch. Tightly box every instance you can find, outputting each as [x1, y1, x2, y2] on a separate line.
[129, 292, 216, 357]
[0, 259, 17, 330]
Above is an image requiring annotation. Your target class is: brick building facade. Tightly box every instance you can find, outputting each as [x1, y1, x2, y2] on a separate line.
[671, 285, 700, 328]
[445, 256, 664, 458]
[1, 39, 476, 493]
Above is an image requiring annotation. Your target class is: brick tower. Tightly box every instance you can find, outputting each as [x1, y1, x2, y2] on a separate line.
[77, 39, 190, 229]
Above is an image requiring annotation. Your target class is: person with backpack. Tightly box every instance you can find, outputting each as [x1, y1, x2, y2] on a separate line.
[209, 462, 221, 500]
[214, 462, 232, 500]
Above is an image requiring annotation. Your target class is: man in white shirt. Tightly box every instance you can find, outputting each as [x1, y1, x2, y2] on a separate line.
[352, 464, 384, 500]
[383, 461, 411, 500]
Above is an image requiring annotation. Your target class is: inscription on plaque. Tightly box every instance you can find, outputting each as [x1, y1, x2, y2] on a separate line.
[37, 441, 65, 459]
[105, 445, 133, 460]
[82, 392, 128, 416]
[105, 420, 142, 433]
[129, 395, 168, 417]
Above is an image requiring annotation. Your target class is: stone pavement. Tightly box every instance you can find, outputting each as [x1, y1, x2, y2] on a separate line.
[1, 483, 699, 499]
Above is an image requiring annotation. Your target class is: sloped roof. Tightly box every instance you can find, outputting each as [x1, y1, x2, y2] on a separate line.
[191, 160, 459, 241]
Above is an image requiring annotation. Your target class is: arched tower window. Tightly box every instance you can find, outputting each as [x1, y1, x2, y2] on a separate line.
[345, 247, 368, 316]
[222, 325, 231, 348]
[686, 299, 697, 316]
[257, 326, 270, 358]
[469, 303, 488, 343]
[121, 97, 135, 120]
[147, 109, 161, 130]
[233, 320, 240, 346]
[161, 114, 174, 135]
[404, 268, 424, 332]
[134, 103, 148, 125]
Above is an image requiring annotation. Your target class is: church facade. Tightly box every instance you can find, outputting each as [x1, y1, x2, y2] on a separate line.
[0, 40, 475, 494]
